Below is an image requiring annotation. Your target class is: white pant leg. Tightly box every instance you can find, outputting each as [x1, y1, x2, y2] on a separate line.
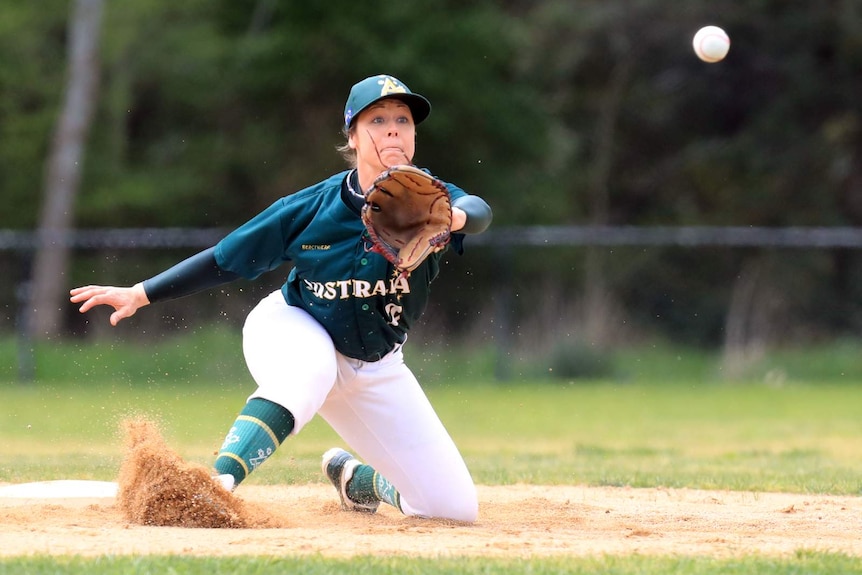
[318, 349, 478, 522]
[242, 291, 338, 433]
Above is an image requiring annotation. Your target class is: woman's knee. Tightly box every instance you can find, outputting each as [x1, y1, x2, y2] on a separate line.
[405, 480, 479, 523]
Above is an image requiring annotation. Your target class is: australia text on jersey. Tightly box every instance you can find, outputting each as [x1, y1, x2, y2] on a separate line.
[302, 277, 411, 300]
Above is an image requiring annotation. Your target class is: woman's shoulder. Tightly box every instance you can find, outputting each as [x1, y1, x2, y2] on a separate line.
[280, 171, 349, 205]
[411, 166, 468, 200]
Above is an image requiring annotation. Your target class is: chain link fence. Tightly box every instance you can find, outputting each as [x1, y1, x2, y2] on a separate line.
[5, 226, 862, 252]
[5, 226, 862, 382]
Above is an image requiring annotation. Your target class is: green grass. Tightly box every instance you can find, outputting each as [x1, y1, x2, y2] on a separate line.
[3, 375, 862, 493]
[0, 551, 858, 575]
[2, 332, 862, 491]
[1, 326, 252, 385]
[1, 332, 862, 573]
[6, 329, 862, 386]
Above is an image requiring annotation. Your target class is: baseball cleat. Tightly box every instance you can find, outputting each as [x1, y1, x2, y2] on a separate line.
[321, 447, 379, 513]
[213, 473, 235, 492]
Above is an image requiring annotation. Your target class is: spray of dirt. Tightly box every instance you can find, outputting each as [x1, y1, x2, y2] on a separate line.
[116, 416, 251, 528]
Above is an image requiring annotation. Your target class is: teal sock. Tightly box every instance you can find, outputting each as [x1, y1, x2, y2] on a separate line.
[348, 464, 402, 511]
[214, 398, 294, 486]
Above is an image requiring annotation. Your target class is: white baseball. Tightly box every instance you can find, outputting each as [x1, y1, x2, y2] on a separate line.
[693, 26, 730, 63]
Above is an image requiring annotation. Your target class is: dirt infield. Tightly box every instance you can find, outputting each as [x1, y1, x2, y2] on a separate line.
[1, 416, 859, 558]
[0, 482, 860, 558]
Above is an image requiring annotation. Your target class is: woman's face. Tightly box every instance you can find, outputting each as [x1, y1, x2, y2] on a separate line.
[349, 98, 416, 174]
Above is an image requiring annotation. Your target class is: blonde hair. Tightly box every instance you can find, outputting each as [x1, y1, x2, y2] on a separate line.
[336, 126, 357, 167]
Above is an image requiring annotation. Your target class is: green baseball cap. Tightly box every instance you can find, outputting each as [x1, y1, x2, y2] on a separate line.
[343, 74, 431, 129]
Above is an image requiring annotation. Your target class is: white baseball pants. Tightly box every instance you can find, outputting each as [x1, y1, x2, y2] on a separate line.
[241, 290, 478, 522]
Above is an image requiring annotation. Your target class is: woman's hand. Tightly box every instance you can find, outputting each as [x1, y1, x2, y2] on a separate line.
[69, 283, 150, 326]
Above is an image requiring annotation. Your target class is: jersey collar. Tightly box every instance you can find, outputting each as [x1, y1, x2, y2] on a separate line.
[341, 169, 365, 215]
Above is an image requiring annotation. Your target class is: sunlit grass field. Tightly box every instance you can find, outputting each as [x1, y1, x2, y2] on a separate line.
[0, 552, 859, 575]
[1, 331, 861, 573]
[3, 372, 862, 493]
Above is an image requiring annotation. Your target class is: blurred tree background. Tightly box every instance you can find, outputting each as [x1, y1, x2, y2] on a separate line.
[1, 0, 861, 365]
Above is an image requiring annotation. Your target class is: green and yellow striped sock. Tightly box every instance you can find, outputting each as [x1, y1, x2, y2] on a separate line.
[214, 398, 294, 486]
[348, 464, 402, 511]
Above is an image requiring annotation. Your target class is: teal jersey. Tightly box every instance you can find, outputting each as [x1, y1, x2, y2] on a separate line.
[214, 170, 468, 361]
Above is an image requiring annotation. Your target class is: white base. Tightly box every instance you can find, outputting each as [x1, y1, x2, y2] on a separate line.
[0, 480, 118, 499]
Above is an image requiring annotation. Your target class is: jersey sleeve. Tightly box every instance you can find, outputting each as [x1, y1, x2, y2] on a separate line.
[444, 181, 468, 203]
[214, 197, 303, 279]
[214, 174, 343, 278]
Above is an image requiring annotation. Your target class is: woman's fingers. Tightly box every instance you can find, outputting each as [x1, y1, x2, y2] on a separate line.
[69, 285, 125, 315]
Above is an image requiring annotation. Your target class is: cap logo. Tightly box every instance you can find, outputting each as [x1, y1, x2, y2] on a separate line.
[379, 76, 408, 96]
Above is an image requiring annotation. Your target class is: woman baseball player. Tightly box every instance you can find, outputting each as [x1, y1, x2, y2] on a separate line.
[70, 74, 492, 522]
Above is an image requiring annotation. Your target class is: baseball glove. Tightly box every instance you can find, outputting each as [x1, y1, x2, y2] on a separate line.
[361, 165, 452, 275]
